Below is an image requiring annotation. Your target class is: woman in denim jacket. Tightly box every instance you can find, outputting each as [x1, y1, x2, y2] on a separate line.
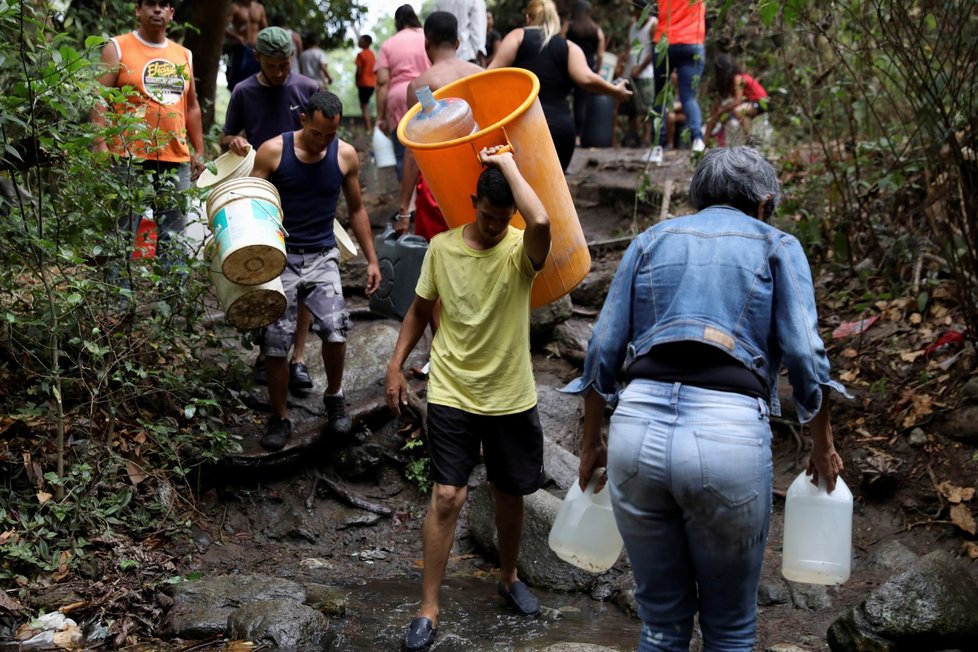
[564, 146, 848, 652]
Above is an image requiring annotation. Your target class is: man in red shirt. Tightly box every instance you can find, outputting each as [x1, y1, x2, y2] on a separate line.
[355, 34, 377, 133]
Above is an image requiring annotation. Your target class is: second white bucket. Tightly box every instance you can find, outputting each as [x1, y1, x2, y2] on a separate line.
[208, 247, 287, 330]
[206, 177, 286, 286]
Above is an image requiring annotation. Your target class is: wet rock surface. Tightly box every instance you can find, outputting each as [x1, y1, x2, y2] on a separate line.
[828, 550, 978, 651]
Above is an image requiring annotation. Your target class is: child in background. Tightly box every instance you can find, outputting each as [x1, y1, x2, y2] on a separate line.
[704, 53, 769, 145]
[355, 34, 376, 133]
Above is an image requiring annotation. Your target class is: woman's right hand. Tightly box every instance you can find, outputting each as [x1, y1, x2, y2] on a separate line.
[611, 78, 633, 103]
[578, 443, 608, 493]
[807, 440, 843, 493]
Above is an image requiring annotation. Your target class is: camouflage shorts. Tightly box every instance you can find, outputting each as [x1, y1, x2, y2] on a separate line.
[262, 248, 351, 358]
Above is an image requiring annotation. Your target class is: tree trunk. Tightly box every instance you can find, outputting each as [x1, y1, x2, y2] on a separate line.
[175, 0, 232, 134]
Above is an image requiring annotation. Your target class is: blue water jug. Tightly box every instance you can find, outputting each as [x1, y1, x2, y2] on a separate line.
[369, 225, 429, 319]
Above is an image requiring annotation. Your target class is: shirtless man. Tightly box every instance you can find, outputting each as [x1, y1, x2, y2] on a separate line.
[394, 11, 482, 240]
[226, 0, 267, 90]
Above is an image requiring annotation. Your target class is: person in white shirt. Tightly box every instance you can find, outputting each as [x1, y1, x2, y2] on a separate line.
[434, 0, 486, 63]
[298, 32, 333, 86]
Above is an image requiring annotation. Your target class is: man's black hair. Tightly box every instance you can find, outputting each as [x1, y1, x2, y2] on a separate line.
[360, 34, 373, 46]
[424, 11, 459, 47]
[476, 168, 514, 208]
[137, 0, 174, 6]
[305, 91, 343, 120]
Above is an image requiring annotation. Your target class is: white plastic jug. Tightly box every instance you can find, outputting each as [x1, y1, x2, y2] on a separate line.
[372, 126, 396, 168]
[548, 471, 624, 573]
[404, 86, 478, 144]
[781, 471, 853, 585]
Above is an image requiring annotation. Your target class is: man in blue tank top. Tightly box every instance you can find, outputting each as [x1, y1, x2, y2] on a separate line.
[251, 91, 381, 451]
[222, 26, 322, 394]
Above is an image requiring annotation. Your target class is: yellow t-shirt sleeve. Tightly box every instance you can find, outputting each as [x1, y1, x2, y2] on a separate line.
[415, 239, 439, 301]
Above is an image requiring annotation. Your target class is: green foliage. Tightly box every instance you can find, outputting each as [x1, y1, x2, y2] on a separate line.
[0, 0, 242, 582]
[264, 0, 368, 50]
[707, 1, 977, 347]
[400, 435, 431, 493]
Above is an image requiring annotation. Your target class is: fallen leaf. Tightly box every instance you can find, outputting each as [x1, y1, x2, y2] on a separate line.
[832, 316, 879, 339]
[909, 312, 923, 324]
[902, 394, 933, 428]
[899, 350, 925, 363]
[0, 590, 24, 612]
[950, 503, 977, 535]
[126, 460, 147, 486]
[36, 491, 52, 504]
[0, 530, 15, 545]
[840, 369, 860, 383]
[842, 348, 859, 358]
[938, 481, 976, 504]
[964, 541, 978, 560]
[223, 641, 255, 651]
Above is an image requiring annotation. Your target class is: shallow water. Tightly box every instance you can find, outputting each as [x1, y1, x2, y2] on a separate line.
[329, 576, 638, 651]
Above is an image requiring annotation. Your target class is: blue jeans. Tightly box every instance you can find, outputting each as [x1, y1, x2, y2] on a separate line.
[653, 43, 705, 145]
[607, 380, 772, 652]
[392, 130, 406, 181]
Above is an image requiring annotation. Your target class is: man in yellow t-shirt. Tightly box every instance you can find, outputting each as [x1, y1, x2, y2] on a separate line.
[386, 146, 551, 652]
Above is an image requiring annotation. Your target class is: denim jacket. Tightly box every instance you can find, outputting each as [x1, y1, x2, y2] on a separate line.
[563, 206, 850, 422]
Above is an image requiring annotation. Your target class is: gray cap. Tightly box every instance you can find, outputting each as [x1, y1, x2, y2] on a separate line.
[256, 26, 293, 57]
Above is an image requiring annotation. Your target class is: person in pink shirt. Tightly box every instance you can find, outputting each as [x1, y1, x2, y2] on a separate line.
[375, 4, 431, 179]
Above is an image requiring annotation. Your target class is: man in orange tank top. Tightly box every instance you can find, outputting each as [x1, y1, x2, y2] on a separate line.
[91, 0, 204, 265]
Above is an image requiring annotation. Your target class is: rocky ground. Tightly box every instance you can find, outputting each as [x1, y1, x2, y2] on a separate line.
[5, 144, 977, 651]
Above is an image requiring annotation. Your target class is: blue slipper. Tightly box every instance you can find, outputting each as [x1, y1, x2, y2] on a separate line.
[497, 580, 540, 616]
[402, 616, 436, 651]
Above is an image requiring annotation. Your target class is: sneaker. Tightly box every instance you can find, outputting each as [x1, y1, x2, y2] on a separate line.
[261, 415, 292, 451]
[289, 361, 313, 394]
[643, 146, 664, 165]
[252, 354, 267, 384]
[323, 393, 351, 435]
[692, 138, 706, 153]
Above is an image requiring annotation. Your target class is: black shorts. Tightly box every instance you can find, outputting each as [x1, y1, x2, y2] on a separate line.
[426, 403, 545, 496]
[358, 86, 375, 105]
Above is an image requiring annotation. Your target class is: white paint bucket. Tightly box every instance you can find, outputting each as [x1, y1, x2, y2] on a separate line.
[195, 147, 256, 190]
[335, 225, 358, 263]
[206, 177, 286, 286]
[207, 245, 287, 330]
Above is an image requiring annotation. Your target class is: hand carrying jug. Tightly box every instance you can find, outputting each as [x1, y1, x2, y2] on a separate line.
[781, 471, 853, 585]
[371, 126, 396, 168]
[404, 86, 478, 143]
[548, 471, 624, 573]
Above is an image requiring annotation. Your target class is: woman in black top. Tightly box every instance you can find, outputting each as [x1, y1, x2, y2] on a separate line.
[489, 0, 628, 171]
[564, 1, 606, 138]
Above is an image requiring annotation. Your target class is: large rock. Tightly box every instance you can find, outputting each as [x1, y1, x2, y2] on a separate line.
[934, 404, 978, 444]
[226, 598, 330, 649]
[531, 294, 574, 337]
[162, 574, 305, 639]
[543, 435, 581, 491]
[828, 550, 978, 651]
[466, 484, 602, 592]
[570, 257, 618, 309]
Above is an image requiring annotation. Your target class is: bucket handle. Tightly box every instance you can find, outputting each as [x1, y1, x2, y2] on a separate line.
[471, 126, 514, 163]
[222, 189, 290, 237]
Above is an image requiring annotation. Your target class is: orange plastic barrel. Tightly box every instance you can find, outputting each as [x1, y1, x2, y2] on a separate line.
[397, 68, 589, 308]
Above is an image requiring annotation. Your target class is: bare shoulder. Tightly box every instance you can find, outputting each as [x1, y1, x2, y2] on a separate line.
[337, 140, 360, 174]
[252, 134, 284, 177]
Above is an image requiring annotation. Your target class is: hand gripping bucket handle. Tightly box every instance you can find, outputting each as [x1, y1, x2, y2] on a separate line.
[396, 68, 590, 308]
